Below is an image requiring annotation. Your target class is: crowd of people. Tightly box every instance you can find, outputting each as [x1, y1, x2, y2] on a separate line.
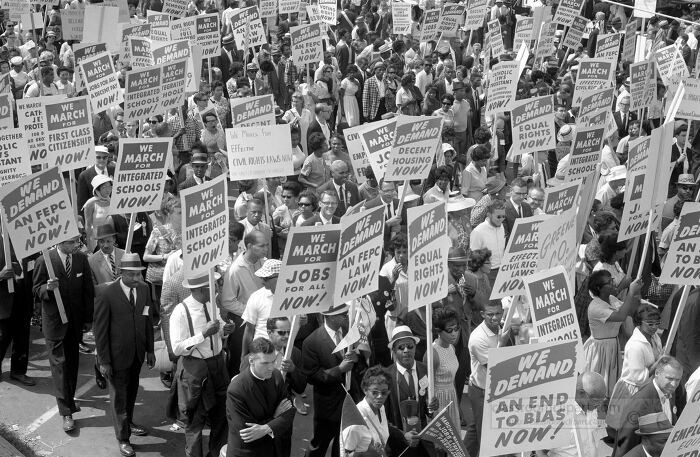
[1, 0, 700, 457]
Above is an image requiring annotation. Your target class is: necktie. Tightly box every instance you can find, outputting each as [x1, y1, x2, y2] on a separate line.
[109, 253, 116, 280]
[622, 113, 627, 131]
[338, 186, 346, 213]
[65, 254, 71, 278]
[518, 205, 522, 218]
[129, 288, 135, 309]
[404, 368, 416, 399]
[335, 330, 343, 346]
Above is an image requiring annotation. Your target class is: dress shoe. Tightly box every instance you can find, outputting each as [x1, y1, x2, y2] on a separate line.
[10, 373, 36, 386]
[130, 423, 148, 436]
[63, 415, 75, 432]
[119, 442, 135, 457]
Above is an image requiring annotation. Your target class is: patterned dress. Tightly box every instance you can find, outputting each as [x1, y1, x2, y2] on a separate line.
[433, 341, 460, 427]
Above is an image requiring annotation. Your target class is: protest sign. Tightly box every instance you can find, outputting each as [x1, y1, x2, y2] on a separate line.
[318, 0, 336, 25]
[538, 209, 577, 284]
[230, 94, 275, 127]
[552, 0, 583, 27]
[344, 124, 371, 184]
[575, 168, 600, 245]
[102, 0, 130, 23]
[147, 11, 171, 41]
[180, 174, 228, 279]
[595, 33, 621, 61]
[359, 118, 396, 182]
[72, 42, 107, 93]
[481, 341, 578, 457]
[0, 167, 79, 259]
[535, 21, 557, 61]
[16, 96, 62, 169]
[392, 2, 412, 35]
[420, 8, 441, 42]
[385, 116, 442, 182]
[661, 386, 700, 457]
[464, 0, 487, 30]
[334, 206, 384, 304]
[0, 94, 13, 130]
[162, 0, 188, 17]
[654, 45, 688, 90]
[407, 201, 450, 310]
[0, 129, 31, 187]
[159, 58, 187, 114]
[619, 169, 654, 242]
[565, 127, 605, 182]
[677, 79, 700, 121]
[279, 0, 300, 14]
[509, 95, 555, 157]
[419, 403, 468, 457]
[572, 58, 615, 106]
[513, 16, 534, 52]
[622, 19, 637, 63]
[152, 40, 196, 93]
[660, 202, 700, 285]
[491, 215, 546, 299]
[577, 87, 616, 124]
[531, 4, 552, 42]
[298, 1, 308, 21]
[5, 0, 29, 22]
[543, 180, 580, 214]
[20, 12, 43, 32]
[486, 61, 519, 115]
[306, 4, 320, 23]
[525, 266, 581, 343]
[230, 7, 266, 49]
[260, 0, 277, 17]
[629, 60, 656, 112]
[634, 0, 656, 18]
[124, 65, 161, 122]
[226, 124, 294, 180]
[438, 4, 465, 37]
[562, 15, 587, 50]
[488, 19, 505, 58]
[641, 124, 673, 209]
[271, 225, 340, 318]
[627, 135, 652, 174]
[120, 23, 150, 63]
[194, 13, 220, 58]
[110, 139, 172, 214]
[290, 23, 324, 67]
[0, 74, 10, 95]
[41, 96, 94, 172]
[61, 9, 84, 41]
[128, 37, 153, 68]
[79, 51, 123, 114]
[83, 5, 120, 52]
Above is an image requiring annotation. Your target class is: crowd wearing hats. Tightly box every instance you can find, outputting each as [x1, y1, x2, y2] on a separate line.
[3, 1, 700, 457]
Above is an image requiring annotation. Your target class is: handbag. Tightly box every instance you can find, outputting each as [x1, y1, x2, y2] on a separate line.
[152, 340, 172, 373]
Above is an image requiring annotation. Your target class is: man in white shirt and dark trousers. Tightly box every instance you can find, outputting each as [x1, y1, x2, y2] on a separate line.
[469, 199, 507, 286]
[241, 259, 280, 356]
[169, 273, 234, 457]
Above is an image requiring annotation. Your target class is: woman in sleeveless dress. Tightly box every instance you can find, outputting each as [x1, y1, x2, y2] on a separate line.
[426, 307, 461, 427]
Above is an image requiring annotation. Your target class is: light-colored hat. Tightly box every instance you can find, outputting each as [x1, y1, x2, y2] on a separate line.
[91, 174, 112, 192]
[10, 56, 22, 66]
[255, 259, 281, 278]
[378, 42, 391, 53]
[678, 174, 698, 186]
[222, 34, 234, 45]
[246, 62, 259, 71]
[605, 165, 627, 182]
[120, 253, 145, 271]
[95, 222, 116, 240]
[95, 145, 110, 155]
[485, 175, 507, 195]
[447, 246, 469, 263]
[557, 124, 576, 142]
[442, 143, 456, 154]
[387, 325, 420, 349]
[182, 272, 220, 288]
[447, 193, 476, 212]
[322, 303, 350, 316]
[635, 412, 673, 435]
[191, 151, 209, 165]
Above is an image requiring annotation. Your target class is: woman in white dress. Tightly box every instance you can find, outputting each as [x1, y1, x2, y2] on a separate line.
[426, 307, 461, 427]
[338, 64, 362, 127]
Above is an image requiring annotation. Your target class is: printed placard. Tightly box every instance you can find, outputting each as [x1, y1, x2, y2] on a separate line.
[572, 58, 615, 106]
[535, 21, 557, 61]
[385, 116, 443, 181]
[509, 95, 555, 157]
[290, 23, 324, 66]
[230, 94, 275, 127]
[565, 127, 605, 182]
[538, 209, 577, 283]
[43, 96, 94, 172]
[419, 404, 468, 456]
[562, 15, 587, 50]
[0, 167, 79, 259]
[120, 23, 151, 63]
[491, 215, 547, 299]
[343, 124, 371, 184]
[622, 19, 637, 63]
[334, 205, 384, 303]
[110, 138, 172, 214]
[124, 65, 161, 122]
[464, 0, 487, 31]
[16, 96, 63, 169]
[279, 0, 300, 15]
[83, 5, 120, 52]
[654, 45, 688, 90]
[260, 0, 277, 17]
[0, 128, 31, 186]
[270, 225, 340, 318]
[619, 169, 653, 242]
[79, 51, 123, 113]
[72, 42, 107, 93]
[595, 33, 621, 61]
[543, 180, 580, 214]
[629, 60, 656, 112]
[226, 124, 294, 180]
[152, 40, 195, 93]
[661, 387, 700, 457]
[128, 36, 153, 68]
[0, 94, 14, 130]
[5, 0, 30, 22]
[194, 13, 220, 58]
[552, 0, 583, 27]
[488, 19, 505, 58]
[420, 9, 441, 42]
[513, 16, 534, 51]
[407, 201, 450, 310]
[318, 0, 336, 25]
[159, 58, 188, 114]
[677, 79, 700, 121]
[392, 2, 412, 35]
[230, 6, 266, 49]
[525, 266, 582, 343]
[438, 4, 465, 37]
[162, 0, 188, 17]
[659, 203, 700, 285]
[180, 174, 229, 279]
[147, 11, 171, 41]
[485, 61, 520, 115]
[61, 9, 84, 41]
[359, 118, 397, 183]
[577, 87, 616, 124]
[482, 341, 578, 456]
[627, 135, 652, 174]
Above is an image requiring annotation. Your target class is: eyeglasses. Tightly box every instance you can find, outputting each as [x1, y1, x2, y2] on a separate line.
[396, 344, 415, 351]
[96, 155, 109, 160]
[298, 202, 312, 207]
[149, 120, 158, 124]
[642, 320, 661, 327]
[320, 200, 338, 206]
[275, 329, 290, 336]
[442, 102, 452, 106]
[484, 312, 503, 319]
[443, 326, 460, 333]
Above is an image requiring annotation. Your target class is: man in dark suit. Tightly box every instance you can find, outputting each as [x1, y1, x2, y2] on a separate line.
[335, 29, 353, 77]
[301, 190, 341, 226]
[613, 95, 637, 138]
[301, 303, 366, 457]
[434, 62, 456, 101]
[33, 236, 95, 432]
[77, 145, 115, 214]
[88, 223, 124, 286]
[94, 253, 154, 457]
[503, 177, 533, 242]
[178, 148, 211, 191]
[362, 179, 407, 245]
[226, 338, 296, 457]
[316, 161, 361, 218]
[306, 103, 332, 154]
[218, 34, 236, 97]
[383, 326, 438, 457]
[614, 356, 682, 457]
[621, 412, 673, 457]
[0, 233, 28, 384]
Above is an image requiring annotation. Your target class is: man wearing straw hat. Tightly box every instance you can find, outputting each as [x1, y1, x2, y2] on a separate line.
[88, 222, 124, 286]
[178, 149, 212, 192]
[94, 253, 154, 457]
[170, 272, 231, 457]
[622, 412, 673, 457]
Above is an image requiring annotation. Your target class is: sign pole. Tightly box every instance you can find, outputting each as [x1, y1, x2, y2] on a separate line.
[42, 249, 68, 324]
[208, 267, 216, 326]
[1, 214, 14, 293]
[69, 170, 79, 225]
[396, 179, 410, 218]
[345, 298, 356, 391]
[124, 213, 136, 253]
[425, 302, 435, 403]
[281, 314, 300, 377]
[635, 209, 655, 280]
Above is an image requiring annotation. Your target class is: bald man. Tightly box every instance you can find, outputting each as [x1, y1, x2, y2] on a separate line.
[526, 187, 545, 215]
[537, 372, 607, 457]
[316, 160, 361, 217]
